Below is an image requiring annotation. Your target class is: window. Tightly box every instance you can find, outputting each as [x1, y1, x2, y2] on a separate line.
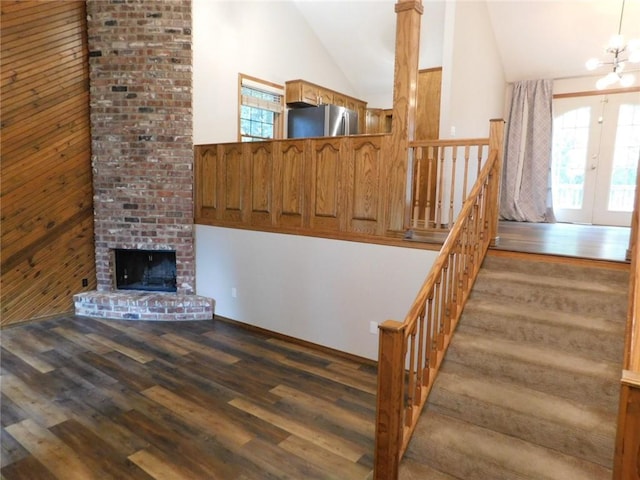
[608, 103, 640, 212]
[238, 74, 284, 142]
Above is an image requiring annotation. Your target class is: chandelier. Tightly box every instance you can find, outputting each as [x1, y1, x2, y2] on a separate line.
[585, 0, 640, 89]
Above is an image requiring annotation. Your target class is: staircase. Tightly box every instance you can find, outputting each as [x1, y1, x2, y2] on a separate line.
[399, 253, 629, 480]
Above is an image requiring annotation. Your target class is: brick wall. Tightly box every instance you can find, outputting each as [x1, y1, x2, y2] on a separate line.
[86, 0, 194, 294]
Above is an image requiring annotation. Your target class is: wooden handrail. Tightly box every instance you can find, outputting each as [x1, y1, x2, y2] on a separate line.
[374, 119, 504, 479]
[613, 152, 640, 479]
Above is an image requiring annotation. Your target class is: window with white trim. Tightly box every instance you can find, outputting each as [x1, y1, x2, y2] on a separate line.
[239, 74, 284, 142]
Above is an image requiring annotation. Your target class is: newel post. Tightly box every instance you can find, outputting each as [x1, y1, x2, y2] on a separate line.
[386, 0, 423, 233]
[488, 119, 505, 246]
[374, 320, 406, 480]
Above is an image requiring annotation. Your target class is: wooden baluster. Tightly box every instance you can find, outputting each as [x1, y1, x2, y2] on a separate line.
[413, 147, 422, 228]
[462, 144, 470, 204]
[424, 296, 434, 386]
[374, 320, 406, 480]
[425, 146, 435, 228]
[416, 308, 425, 398]
[436, 146, 446, 229]
[442, 261, 451, 334]
[448, 147, 457, 229]
[406, 323, 417, 426]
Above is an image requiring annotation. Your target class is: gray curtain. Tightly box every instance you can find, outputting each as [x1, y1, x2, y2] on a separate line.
[500, 79, 555, 222]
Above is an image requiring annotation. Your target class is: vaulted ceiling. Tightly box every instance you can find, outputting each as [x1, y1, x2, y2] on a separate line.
[293, 0, 640, 100]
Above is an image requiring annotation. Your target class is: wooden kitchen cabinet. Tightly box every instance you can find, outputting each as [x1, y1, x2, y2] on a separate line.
[285, 79, 367, 133]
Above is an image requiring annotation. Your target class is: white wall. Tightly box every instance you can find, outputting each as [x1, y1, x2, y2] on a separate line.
[196, 226, 439, 360]
[193, 0, 358, 144]
[440, 0, 506, 139]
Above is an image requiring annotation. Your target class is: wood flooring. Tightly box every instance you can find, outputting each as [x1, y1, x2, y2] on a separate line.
[494, 220, 631, 263]
[0, 316, 377, 479]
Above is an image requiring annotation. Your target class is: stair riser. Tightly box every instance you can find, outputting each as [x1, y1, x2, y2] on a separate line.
[481, 257, 629, 286]
[443, 351, 619, 412]
[470, 283, 627, 318]
[457, 311, 624, 364]
[409, 412, 613, 480]
[411, 430, 531, 480]
[429, 389, 616, 467]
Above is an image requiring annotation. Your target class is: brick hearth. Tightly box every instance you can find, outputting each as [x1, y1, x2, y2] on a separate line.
[74, 291, 213, 321]
[75, 0, 214, 321]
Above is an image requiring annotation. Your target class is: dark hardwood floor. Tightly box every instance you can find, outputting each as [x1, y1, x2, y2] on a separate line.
[1, 221, 630, 480]
[0, 316, 377, 479]
[494, 220, 631, 263]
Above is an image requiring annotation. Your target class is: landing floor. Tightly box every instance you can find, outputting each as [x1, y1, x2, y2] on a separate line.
[494, 221, 631, 263]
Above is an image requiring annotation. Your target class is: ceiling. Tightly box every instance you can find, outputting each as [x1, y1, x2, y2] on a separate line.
[292, 0, 640, 100]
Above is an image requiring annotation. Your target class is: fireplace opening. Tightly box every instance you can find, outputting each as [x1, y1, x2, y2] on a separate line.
[114, 249, 177, 292]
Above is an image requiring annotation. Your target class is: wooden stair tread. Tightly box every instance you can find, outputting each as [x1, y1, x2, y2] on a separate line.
[404, 410, 613, 480]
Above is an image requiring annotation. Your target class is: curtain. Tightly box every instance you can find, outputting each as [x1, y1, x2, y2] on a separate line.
[500, 79, 556, 222]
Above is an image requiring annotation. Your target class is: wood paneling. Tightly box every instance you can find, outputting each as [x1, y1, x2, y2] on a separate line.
[250, 142, 273, 226]
[415, 68, 442, 140]
[276, 140, 306, 227]
[195, 135, 395, 240]
[347, 136, 385, 235]
[221, 143, 245, 224]
[310, 139, 343, 231]
[1, 1, 94, 326]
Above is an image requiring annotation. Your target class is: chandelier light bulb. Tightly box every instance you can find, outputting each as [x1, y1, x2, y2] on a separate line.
[629, 50, 640, 63]
[620, 73, 635, 87]
[608, 34, 625, 51]
[596, 77, 610, 90]
[586, 58, 601, 70]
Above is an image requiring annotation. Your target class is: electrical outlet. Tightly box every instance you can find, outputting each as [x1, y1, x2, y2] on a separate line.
[82, 278, 88, 287]
[231, 287, 237, 298]
[369, 321, 378, 335]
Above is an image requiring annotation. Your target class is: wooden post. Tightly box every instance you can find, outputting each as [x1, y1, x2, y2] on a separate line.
[626, 153, 640, 261]
[386, 0, 423, 233]
[487, 119, 505, 246]
[374, 320, 406, 480]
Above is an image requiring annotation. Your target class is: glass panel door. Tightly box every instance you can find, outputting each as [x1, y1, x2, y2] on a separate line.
[552, 91, 640, 226]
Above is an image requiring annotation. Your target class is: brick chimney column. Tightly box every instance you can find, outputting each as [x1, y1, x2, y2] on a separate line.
[86, 0, 195, 294]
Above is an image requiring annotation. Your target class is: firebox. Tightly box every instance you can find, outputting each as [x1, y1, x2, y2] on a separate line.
[114, 249, 177, 292]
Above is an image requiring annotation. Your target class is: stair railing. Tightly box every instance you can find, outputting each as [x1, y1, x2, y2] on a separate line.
[613, 152, 640, 479]
[374, 119, 504, 480]
[411, 138, 490, 231]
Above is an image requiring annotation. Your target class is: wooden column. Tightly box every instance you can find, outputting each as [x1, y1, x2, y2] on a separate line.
[374, 320, 406, 480]
[386, 0, 423, 233]
[488, 119, 505, 246]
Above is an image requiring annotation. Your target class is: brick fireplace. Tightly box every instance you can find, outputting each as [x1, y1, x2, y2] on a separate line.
[74, 0, 213, 321]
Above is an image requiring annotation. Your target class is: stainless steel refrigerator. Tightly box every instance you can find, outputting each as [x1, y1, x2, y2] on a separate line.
[287, 105, 358, 138]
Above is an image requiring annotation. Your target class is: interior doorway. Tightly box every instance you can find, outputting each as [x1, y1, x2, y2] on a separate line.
[551, 91, 640, 226]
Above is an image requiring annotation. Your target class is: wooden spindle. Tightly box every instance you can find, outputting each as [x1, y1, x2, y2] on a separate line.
[449, 147, 457, 229]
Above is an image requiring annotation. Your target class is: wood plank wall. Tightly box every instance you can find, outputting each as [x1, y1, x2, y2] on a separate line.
[1, 1, 95, 326]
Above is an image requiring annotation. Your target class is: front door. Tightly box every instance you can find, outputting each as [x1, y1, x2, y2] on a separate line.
[551, 91, 640, 226]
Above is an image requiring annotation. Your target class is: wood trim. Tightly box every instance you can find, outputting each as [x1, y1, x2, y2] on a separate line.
[213, 315, 378, 367]
[553, 86, 640, 99]
[613, 379, 640, 480]
[486, 248, 631, 271]
[237, 73, 285, 141]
